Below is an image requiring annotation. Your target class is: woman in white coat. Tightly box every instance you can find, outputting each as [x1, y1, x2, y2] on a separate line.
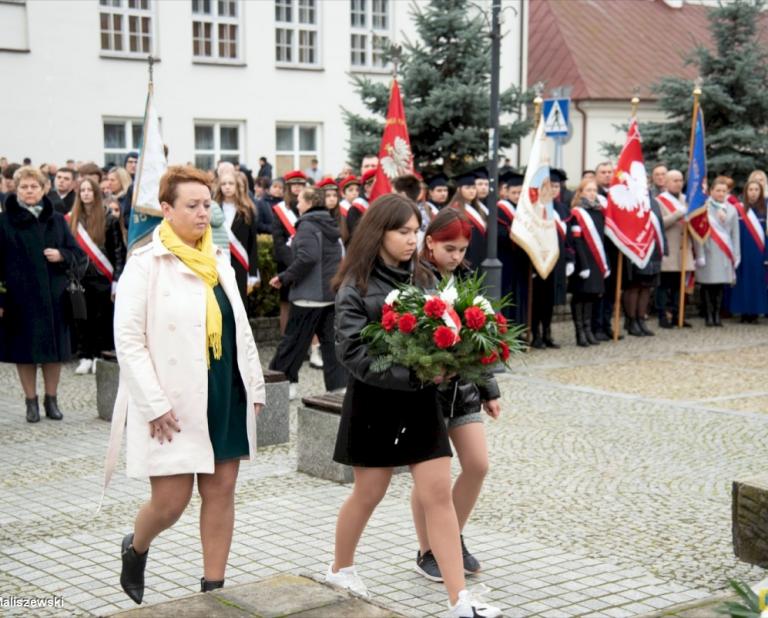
[106, 166, 265, 604]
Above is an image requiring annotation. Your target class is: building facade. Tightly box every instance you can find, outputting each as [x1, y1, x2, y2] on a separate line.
[1, 0, 525, 177]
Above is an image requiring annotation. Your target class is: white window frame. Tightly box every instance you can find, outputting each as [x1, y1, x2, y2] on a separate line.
[275, 123, 321, 176]
[103, 117, 145, 167]
[192, 0, 243, 65]
[193, 120, 245, 170]
[99, 0, 156, 59]
[350, 0, 392, 73]
[275, 0, 322, 70]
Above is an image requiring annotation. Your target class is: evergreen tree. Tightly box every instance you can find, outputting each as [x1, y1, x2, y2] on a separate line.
[638, 0, 768, 185]
[344, 0, 532, 175]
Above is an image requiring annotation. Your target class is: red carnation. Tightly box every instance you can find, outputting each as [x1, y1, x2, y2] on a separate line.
[433, 325, 457, 349]
[424, 297, 447, 319]
[382, 311, 398, 332]
[464, 306, 487, 330]
[398, 312, 417, 334]
[499, 341, 510, 361]
[495, 313, 508, 334]
[480, 351, 498, 365]
[382, 303, 394, 315]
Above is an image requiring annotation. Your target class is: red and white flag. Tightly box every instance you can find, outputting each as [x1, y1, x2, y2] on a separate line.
[369, 79, 413, 203]
[604, 119, 656, 269]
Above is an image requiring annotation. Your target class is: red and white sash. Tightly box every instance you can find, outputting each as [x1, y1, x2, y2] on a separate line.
[708, 207, 736, 266]
[352, 197, 369, 214]
[497, 199, 516, 222]
[656, 191, 686, 217]
[552, 209, 566, 240]
[427, 201, 441, 217]
[462, 204, 486, 235]
[649, 211, 665, 255]
[65, 214, 113, 282]
[596, 194, 608, 209]
[339, 199, 351, 217]
[227, 227, 248, 271]
[571, 207, 609, 277]
[478, 202, 489, 217]
[272, 201, 297, 246]
[731, 200, 765, 254]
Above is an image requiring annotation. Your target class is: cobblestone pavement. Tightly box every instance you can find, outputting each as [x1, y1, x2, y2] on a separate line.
[0, 317, 766, 617]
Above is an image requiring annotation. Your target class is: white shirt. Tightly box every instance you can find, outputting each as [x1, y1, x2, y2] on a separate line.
[222, 201, 237, 230]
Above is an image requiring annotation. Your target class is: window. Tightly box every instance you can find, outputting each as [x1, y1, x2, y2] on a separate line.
[275, 0, 320, 67]
[192, 0, 241, 62]
[0, 1, 29, 52]
[350, 0, 390, 70]
[103, 118, 144, 167]
[275, 124, 319, 176]
[194, 121, 244, 170]
[99, 0, 153, 57]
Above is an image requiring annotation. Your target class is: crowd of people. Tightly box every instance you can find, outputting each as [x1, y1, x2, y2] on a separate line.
[1, 150, 767, 617]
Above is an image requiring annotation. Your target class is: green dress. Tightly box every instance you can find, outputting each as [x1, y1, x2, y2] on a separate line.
[207, 285, 249, 460]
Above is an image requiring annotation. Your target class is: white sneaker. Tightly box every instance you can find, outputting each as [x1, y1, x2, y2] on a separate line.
[309, 345, 323, 369]
[445, 586, 502, 618]
[289, 382, 298, 400]
[75, 359, 93, 375]
[324, 563, 369, 598]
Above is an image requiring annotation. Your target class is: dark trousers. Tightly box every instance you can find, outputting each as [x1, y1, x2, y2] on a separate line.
[655, 272, 681, 319]
[75, 284, 113, 359]
[531, 273, 555, 333]
[591, 296, 613, 334]
[269, 303, 347, 391]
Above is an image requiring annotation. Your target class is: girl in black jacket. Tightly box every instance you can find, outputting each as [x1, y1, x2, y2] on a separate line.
[568, 179, 608, 347]
[68, 178, 126, 374]
[412, 208, 501, 584]
[326, 194, 501, 618]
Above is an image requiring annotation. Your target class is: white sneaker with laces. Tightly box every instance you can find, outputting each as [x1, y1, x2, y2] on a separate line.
[324, 563, 369, 598]
[444, 586, 502, 618]
[289, 382, 298, 400]
[75, 359, 93, 375]
[309, 345, 323, 369]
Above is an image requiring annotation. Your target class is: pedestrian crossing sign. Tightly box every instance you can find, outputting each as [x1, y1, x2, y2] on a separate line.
[543, 98, 570, 137]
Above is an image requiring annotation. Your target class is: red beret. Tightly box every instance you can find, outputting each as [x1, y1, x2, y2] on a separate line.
[361, 168, 377, 184]
[339, 175, 361, 190]
[284, 170, 307, 184]
[316, 177, 338, 190]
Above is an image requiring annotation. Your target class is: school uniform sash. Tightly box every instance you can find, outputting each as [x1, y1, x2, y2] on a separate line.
[656, 192, 686, 217]
[339, 198, 351, 217]
[64, 214, 114, 282]
[649, 211, 665, 255]
[708, 208, 736, 266]
[478, 202, 489, 217]
[571, 207, 609, 278]
[596, 194, 608, 209]
[227, 227, 248, 271]
[462, 204, 486, 236]
[552, 209, 566, 241]
[426, 201, 441, 217]
[731, 200, 766, 254]
[497, 199, 516, 222]
[272, 201, 297, 246]
[352, 197, 369, 214]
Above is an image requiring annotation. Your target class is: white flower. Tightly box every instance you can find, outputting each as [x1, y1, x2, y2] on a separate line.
[761, 610, 768, 618]
[439, 285, 458, 306]
[384, 290, 400, 306]
[473, 295, 494, 315]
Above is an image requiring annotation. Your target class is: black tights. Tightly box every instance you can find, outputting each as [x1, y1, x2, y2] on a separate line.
[622, 286, 652, 319]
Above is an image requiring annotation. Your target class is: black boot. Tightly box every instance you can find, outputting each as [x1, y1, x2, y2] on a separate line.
[637, 318, 655, 336]
[713, 287, 723, 326]
[201, 577, 225, 592]
[582, 302, 599, 345]
[25, 397, 40, 423]
[627, 318, 644, 337]
[120, 533, 148, 604]
[543, 326, 560, 349]
[572, 302, 588, 347]
[658, 312, 673, 329]
[531, 324, 545, 349]
[43, 394, 63, 420]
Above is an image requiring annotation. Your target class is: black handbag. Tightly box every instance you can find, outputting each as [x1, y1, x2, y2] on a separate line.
[66, 270, 87, 321]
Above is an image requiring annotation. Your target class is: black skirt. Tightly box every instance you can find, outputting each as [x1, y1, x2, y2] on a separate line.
[333, 379, 452, 468]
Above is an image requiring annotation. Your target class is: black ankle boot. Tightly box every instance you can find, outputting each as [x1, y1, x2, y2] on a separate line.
[582, 303, 599, 345]
[43, 395, 63, 420]
[543, 326, 560, 349]
[201, 577, 224, 592]
[25, 397, 40, 423]
[627, 318, 644, 336]
[638, 318, 655, 336]
[121, 533, 148, 604]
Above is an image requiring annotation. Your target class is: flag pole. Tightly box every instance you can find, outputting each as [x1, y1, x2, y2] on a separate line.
[678, 83, 701, 328]
[527, 92, 544, 346]
[611, 94, 639, 342]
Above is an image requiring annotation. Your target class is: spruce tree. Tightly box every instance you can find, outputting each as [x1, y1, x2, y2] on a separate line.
[640, 0, 768, 185]
[344, 0, 532, 175]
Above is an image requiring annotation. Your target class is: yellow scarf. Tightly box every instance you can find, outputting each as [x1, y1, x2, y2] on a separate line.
[158, 219, 222, 365]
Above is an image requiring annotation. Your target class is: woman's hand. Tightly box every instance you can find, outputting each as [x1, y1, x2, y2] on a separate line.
[432, 369, 457, 385]
[43, 248, 63, 263]
[149, 410, 181, 444]
[483, 399, 501, 419]
[269, 276, 282, 289]
[254, 403, 263, 416]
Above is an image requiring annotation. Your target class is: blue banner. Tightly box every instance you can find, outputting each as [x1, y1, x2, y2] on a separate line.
[685, 107, 709, 242]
